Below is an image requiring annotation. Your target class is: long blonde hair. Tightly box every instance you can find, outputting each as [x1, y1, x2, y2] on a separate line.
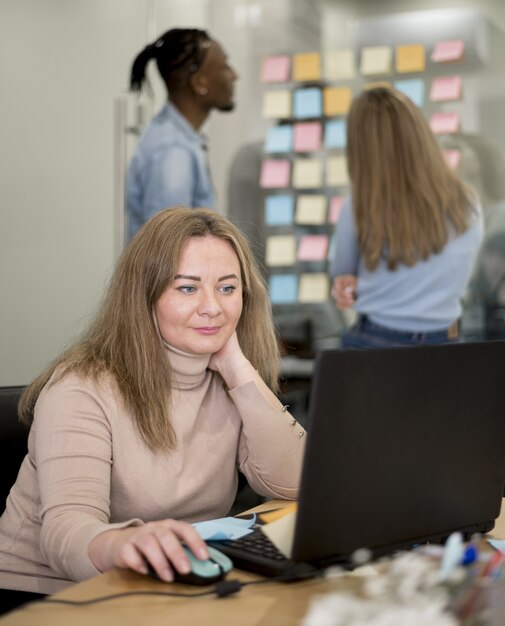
[19, 207, 280, 451]
[346, 87, 475, 271]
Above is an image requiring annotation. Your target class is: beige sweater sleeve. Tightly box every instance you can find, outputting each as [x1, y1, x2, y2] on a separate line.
[229, 381, 306, 500]
[35, 376, 143, 581]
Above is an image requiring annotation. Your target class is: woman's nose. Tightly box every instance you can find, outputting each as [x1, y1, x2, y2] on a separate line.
[197, 291, 222, 316]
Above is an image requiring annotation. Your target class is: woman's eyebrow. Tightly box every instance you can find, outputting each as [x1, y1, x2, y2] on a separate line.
[173, 274, 239, 281]
[174, 274, 201, 281]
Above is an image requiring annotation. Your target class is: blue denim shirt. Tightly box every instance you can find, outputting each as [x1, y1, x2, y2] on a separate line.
[126, 102, 215, 239]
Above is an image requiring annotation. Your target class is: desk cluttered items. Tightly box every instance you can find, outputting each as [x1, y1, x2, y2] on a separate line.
[211, 341, 505, 578]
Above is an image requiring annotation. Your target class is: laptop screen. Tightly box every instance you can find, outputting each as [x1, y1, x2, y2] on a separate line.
[293, 340, 505, 563]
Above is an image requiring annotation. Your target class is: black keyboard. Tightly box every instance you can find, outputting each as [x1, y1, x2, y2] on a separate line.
[208, 529, 310, 578]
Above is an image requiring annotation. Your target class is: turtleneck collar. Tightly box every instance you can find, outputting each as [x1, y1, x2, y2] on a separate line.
[163, 342, 212, 390]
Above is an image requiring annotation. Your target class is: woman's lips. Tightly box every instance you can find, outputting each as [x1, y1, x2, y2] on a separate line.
[194, 327, 220, 335]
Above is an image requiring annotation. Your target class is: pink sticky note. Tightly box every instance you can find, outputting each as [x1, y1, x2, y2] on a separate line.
[297, 235, 329, 261]
[329, 196, 345, 224]
[429, 111, 461, 135]
[430, 76, 462, 102]
[431, 40, 465, 63]
[443, 149, 461, 170]
[293, 122, 322, 152]
[261, 56, 291, 83]
[259, 159, 291, 188]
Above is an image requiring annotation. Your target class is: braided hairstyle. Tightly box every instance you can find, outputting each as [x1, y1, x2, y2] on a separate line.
[130, 28, 212, 94]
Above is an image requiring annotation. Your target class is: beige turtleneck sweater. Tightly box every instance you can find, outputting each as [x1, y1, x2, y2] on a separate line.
[0, 345, 305, 594]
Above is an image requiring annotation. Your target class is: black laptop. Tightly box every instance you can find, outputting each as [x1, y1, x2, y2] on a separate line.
[210, 340, 505, 576]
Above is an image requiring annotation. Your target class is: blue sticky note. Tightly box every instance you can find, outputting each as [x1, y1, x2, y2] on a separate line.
[265, 195, 294, 225]
[394, 79, 425, 107]
[294, 88, 322, 119]
[269, 274, 298, 304]
[264, 125, 293, 153]
[325, 120, 347, 149]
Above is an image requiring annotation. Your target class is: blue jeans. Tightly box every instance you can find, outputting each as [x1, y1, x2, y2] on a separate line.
[341, 315, 459, 349]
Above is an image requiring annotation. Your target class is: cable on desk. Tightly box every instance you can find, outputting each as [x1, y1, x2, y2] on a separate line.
[22, 568, 323, 609]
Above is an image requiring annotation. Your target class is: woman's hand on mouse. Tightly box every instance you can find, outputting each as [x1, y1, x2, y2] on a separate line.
[88, 519, 208, 582]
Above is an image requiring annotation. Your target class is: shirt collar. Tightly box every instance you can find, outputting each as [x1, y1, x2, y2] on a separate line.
[163, 101, 208, 150]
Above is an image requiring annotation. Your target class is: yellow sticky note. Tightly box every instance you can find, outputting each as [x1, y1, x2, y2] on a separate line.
[324, 49, 356, 81]
[292, 158, 323, 189]
[295, 195, 327, 225]
[324, 86, 352, 116]
[293, 52, 321, 82]
[262, 90, 292, 119]
[326, 155, 349, 187]
[360, 46, 392, 75]
[299, 273, 329, 303]
[396, 44, 426, 73]
[265, 235, 297, 266]
[363, 81, 392, 90]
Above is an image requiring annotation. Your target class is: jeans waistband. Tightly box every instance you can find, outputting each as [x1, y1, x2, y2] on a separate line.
[357, 315, 459, 341]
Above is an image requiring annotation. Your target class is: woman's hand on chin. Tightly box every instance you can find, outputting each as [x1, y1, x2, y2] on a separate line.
[209, 332, 255, 389]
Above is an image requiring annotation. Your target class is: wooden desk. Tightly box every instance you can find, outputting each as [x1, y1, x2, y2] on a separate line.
[2, 500, 505, 626]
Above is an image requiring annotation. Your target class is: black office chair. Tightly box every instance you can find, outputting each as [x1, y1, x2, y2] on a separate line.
[0, 386, 29, 514]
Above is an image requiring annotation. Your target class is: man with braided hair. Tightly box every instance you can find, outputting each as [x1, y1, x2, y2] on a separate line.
[126, 29, 238, 239]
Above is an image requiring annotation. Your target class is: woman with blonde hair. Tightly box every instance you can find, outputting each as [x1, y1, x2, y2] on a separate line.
[0, 207, 305, 612]
[330, 87, 483, 348]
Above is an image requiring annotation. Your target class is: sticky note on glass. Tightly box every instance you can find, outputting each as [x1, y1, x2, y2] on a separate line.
[269, 274, 298, 304]
[292, 158, 323, 189]
[262, 90, 292, 119]
[293, 122, 322, 152]
[299, 273, 329, 303]
[429, 111, 461, 134]
[360, 46, 392, 75]
[261, 55, 291, 83]
[259, 159, 291, 188]
[265, 235, 297, 266]
[293, 52, 321, 82]
[326, 156, 349, 187]
[324, 86, 352, 116]
[430, 76, 462, 102]
[431, 40, 465, 63]
[293, 88, 323, 119]
[265, 195, 294, 225]
[329, 195, 345, 224]
[443, 149, 461, 170]
[295, 195, 327, 225]
[325, 120, 347, 149]
[297, 235, 329, 261]
[264, 125, 293, 153]
[395, 44, 425, 73]
[394, 79, 425, 107]
[324, 49, 355, 81]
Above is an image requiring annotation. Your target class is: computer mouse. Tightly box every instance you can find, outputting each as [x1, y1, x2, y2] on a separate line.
[147, 545, 233, 586]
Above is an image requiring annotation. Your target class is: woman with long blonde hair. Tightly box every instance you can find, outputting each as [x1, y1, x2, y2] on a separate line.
[0, 207, 305, 612]
[330, 87, 483, 348]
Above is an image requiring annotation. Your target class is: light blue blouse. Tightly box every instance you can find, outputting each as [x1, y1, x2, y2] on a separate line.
[329, 196, 483, 332]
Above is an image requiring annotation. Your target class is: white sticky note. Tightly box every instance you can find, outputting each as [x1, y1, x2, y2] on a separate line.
[295, 195, 327, 224]
[262, 90, 292, 118]
[324, 49, 356, 81]
[326, 156, 349, 187]
[265, 235, 297, 266]
[360, 46, 392, 75]
[298, 273, 330, 302]
[292, 158, 323, 189]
